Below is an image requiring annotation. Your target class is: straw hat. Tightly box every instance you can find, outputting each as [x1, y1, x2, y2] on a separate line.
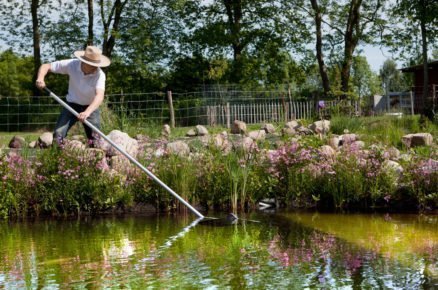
[74, 46, 111, 67]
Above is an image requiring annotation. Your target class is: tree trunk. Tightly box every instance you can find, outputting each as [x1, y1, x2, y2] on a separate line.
[420, 0, 430, 118]
[101, 0, 128, 59]
[340, 0, 362, 99]
[224, 0, 243, 83]
[310, 0, 331, 96]
[31, 0, 42, 96]
[87, 0, 94, 46]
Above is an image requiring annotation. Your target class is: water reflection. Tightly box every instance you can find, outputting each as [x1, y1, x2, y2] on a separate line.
[0, 212, 436, 289]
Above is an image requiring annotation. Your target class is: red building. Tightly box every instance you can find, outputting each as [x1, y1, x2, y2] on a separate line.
[401, 60, 438, 115]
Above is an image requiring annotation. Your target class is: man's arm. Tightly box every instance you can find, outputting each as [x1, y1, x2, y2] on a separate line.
[36, 63, 51, 89]
[77, 88, 105, 122]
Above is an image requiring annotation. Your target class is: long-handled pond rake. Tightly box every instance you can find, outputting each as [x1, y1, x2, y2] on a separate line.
[44, 87, 205, 219]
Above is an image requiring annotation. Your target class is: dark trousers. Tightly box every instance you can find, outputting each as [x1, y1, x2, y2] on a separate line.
[53, 102, 100, 143]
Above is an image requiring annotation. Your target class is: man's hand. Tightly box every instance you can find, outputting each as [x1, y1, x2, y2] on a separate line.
[77, 111, 91, 122]
[35, 79, 46, 89]
[36, 63, 51, 90]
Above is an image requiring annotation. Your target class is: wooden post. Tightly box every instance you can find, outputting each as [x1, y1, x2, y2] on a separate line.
[410, 91, 414, 115]
[281, 95, 287, 123]
[167, 90, 175, 128]
[226, 102, 230, 128]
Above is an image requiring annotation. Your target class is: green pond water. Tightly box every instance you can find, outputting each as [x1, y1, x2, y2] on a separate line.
[0, 212, 436, 289]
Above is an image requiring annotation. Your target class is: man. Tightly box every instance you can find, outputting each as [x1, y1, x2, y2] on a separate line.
[36, 46, 111, 146]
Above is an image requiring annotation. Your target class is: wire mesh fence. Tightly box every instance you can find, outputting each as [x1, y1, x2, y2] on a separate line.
[0, 91, 360, 132]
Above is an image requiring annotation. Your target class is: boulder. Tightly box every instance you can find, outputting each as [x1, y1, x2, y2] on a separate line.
[110, 155, 137, 175]
[186, 129, 197, 137]
[38, 132, 53, 148]
[350, 141, 365, 150]
[382, 160, 403, 176]
[285, 120, 300, 130]
[282, 127, 296, 136]
[84, 148, 106, 161]
[341, 133, 358, 145]
[248, 130, 266, 141]
[402, 133, 433, 148]
[154, 147, 166, 157]
[167, 140, 190, 156]
[195, 125, 209, 136]
[231, 120, 247, 134]
[213, 132, 226, 147]
[296, 126, 314, 135]
[71, 135, 87, 143]
[385, 147, 400, 160]
[262, 123, 276, 134]
[309, 120, 330, 134]
[8, 136, 26, 149]
[63, 140, 86, 152]
[213, 132, 232, 153]
[161, 124, 171, 138]
[97, 130, 139, 158]
[232, 136, 256, 152]
[328, 136, 341, 149]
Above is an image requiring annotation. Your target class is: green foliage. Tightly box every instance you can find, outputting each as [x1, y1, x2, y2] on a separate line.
[152, 153, 199, 211]
[1, 111, 438, 219]
[0, 50, 33, 96]
[389, 0, 438, 61]
[0, 0, 434, 100]
[330, 116, 364, 135]
[0, 146, 132, 219]
[351, 56, 382, 98]
[379, 59, 411, 92]
[34, 147, 132, 215]
[403, 157, 438, 210]
[330, 114, 436, 149]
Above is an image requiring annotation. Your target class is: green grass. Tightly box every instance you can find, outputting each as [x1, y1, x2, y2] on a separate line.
[330, 114, 438, 149]
[0, 132, 41, 147]
[1, 114, 437, 150]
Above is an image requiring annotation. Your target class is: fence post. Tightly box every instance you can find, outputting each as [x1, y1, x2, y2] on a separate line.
[410, 91, 414, 115]
[281, 96, 287, 123]
[226, 102, 230, 128]
[167, 90, 175, 128]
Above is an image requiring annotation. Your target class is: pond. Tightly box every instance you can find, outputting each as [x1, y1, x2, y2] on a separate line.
[0, 211, 436, 289]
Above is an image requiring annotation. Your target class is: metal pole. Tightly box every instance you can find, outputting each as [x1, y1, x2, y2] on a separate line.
[45, 88, 204, 219]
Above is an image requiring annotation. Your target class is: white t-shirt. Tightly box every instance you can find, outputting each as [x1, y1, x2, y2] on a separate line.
[51, 59, 106, 105]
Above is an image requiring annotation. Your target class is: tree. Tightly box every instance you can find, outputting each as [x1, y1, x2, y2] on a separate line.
[391, 0, 438, 118]
[351, 56, 381, 102]
[30, 0, 43, 95]
[379, 59, 408, 92]
[0, 0, 79, 94]
[304, 0, 386, 99]
[87, 0, 94, 45]
[0, 50, 33, 96]
[177, 0, 306, 84]
[99, 0, 129, 58]
[310, 0, 331, 96]
[44, 2, 88, 58]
